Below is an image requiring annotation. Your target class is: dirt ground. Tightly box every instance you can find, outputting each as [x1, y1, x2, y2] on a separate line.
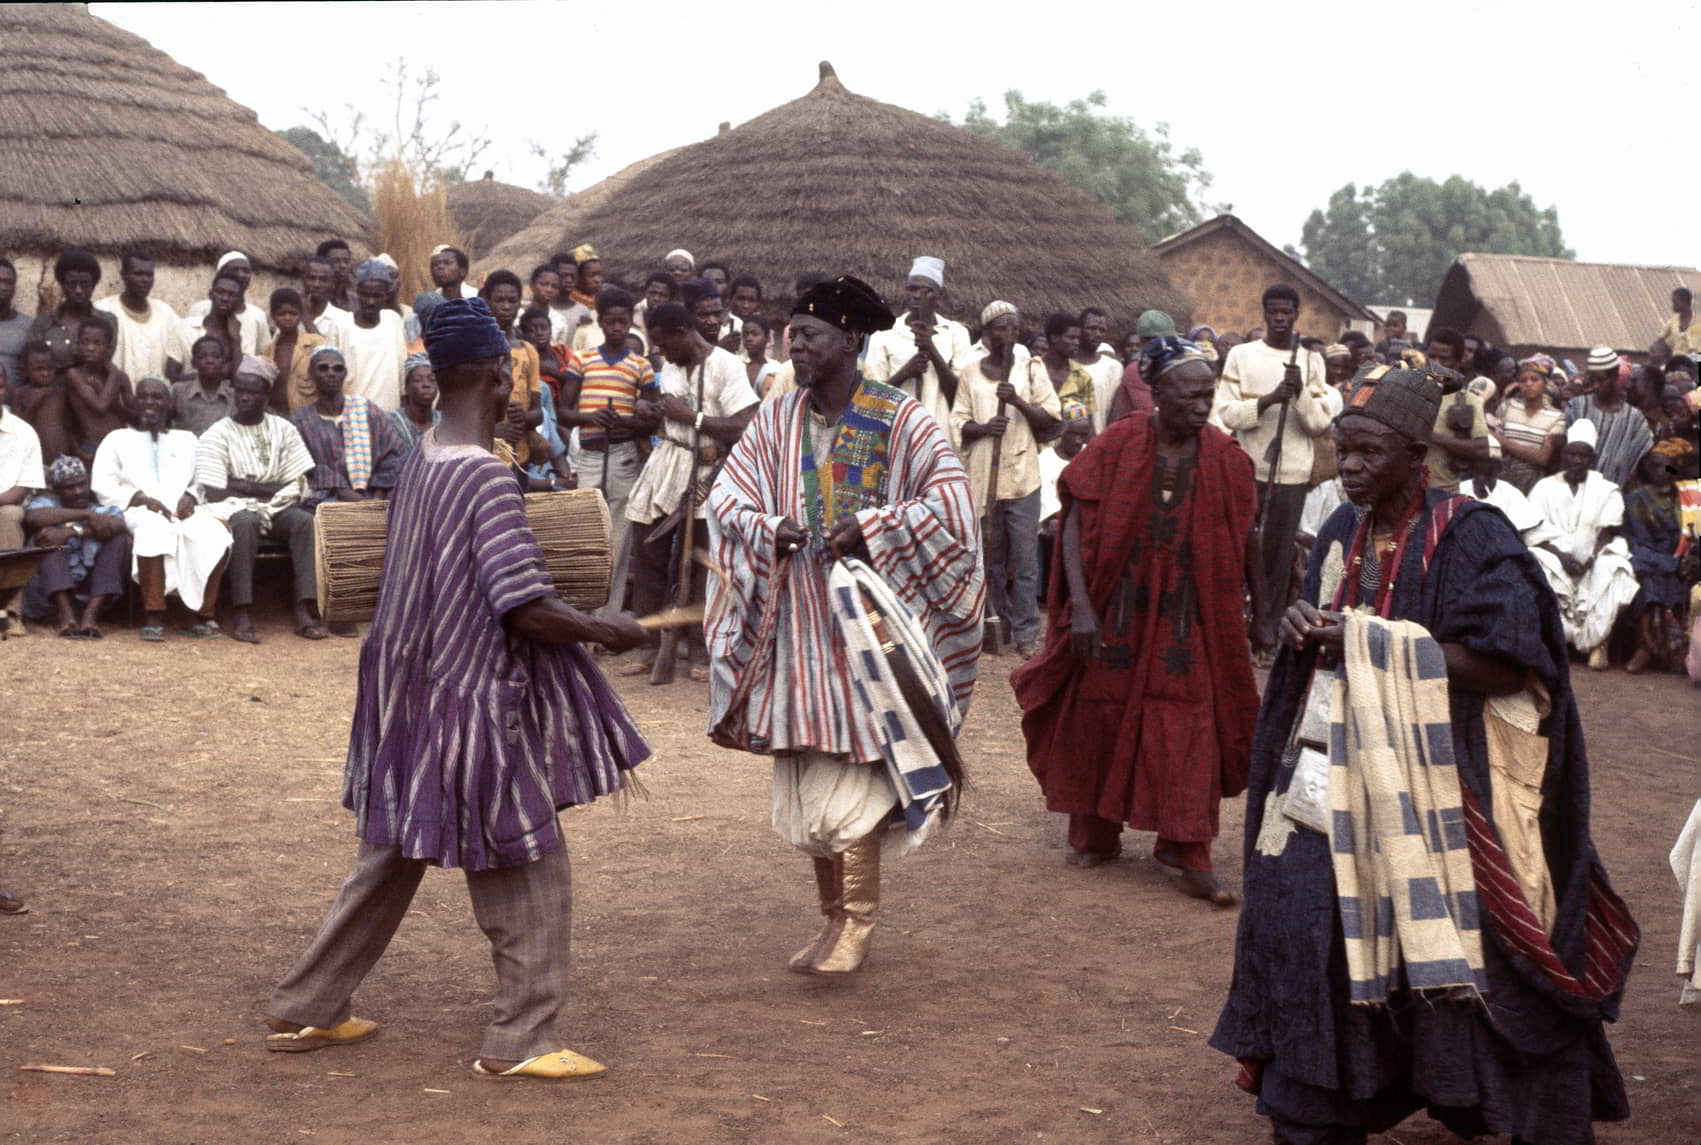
[1, 607, 1697, 1145]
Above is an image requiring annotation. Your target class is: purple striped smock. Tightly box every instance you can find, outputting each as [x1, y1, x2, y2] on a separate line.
[342, 431, 649, 870]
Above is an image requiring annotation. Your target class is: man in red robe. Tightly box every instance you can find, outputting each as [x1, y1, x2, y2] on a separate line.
[1014, 336, 1266, 904]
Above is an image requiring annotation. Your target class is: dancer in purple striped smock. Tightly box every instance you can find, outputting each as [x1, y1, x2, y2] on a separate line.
[707, 275, 983, 977]
[263, 297, 649, 1082]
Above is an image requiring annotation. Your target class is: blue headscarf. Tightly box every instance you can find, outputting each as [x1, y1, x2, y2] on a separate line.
[1138, 335, 1209, 381]
[425, 297, 511, 372]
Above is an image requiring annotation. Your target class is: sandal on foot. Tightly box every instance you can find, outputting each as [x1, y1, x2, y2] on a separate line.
[263, 1016, 378, 1053]
[80, 625, 103, 640]
[473, 1048, 607, 1081]
[230, 625, 261, 645]
[140, 625, 167, 643]
[56, 623, 84, 639]
[0, 890, 27, 915]
[181, 621, 223, 639]
[296, 624, 328, 641]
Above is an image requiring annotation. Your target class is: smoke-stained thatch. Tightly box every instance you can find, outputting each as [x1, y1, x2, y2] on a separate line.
[479, 64, 1186, 324]
[0, 3, 372, 270]
[446, 174, 553, 261]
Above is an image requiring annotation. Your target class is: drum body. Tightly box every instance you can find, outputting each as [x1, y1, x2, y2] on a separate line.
[314, 489, 612, 623]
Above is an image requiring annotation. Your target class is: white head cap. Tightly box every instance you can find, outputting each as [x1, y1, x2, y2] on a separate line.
[1566, 418, 1599, 449]
[908, 255, 944, 288]
[216, 250, 249, 269]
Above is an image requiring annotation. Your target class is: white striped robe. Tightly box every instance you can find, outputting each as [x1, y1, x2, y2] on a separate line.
[706, 386, 984, 761]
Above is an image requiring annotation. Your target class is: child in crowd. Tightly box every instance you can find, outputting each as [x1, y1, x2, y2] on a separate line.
[263, 288, 325, 413]
[11, 340, 75, 462]
[63, 318, 133, 461]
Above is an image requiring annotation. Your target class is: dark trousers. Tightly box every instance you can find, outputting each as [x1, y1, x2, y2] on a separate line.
[23, 535, 131, 617]
[228, 506, 316, 607]
[1254, 481, 1307, 637]
[629, 516, 707, 665]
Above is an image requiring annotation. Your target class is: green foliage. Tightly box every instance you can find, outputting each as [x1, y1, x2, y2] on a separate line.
[1299, 174, 1572, 307]
[943, 91, 1215, 240]
[278, 126, 371, 218]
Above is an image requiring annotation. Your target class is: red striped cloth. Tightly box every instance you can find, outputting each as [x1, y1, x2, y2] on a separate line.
[1461, 785, 1637, 1002]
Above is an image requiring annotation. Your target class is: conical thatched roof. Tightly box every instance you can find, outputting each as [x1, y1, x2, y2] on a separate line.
[479, 64, 1186, 325]
[446, 173, 553, 261]
[475, 148, 687, 278]
[0, 3, 371, 270]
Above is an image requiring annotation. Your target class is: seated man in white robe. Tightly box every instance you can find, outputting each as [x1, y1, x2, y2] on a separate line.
[91, 375, 232, 641]
[1525, 419, 1639, 669]
[1462, 436, 1542, 539]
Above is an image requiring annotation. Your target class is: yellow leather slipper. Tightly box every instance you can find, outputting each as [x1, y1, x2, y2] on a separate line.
[264, 1016, 379, 1053]
[473, 1048, 607, 1081]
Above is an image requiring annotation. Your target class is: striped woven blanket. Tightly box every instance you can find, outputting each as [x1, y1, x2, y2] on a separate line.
[827, 558, 961, 833]
[1330, 612, 1487, 1005]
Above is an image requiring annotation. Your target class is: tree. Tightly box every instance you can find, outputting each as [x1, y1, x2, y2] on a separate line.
[1298, 174, 1572, 307]
[528, 133, 598, 198]
[277, 126, 372, 218]
[942, 91, 1216, 241]
[306, 60, 492, 191]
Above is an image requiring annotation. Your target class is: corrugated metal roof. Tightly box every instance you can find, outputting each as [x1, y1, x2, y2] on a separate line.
[1441, 253, 1695, 354]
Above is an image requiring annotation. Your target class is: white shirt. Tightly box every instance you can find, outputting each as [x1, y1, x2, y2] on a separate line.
[1038, 445, 1071, 522]
[94, 295, 182, 381]
[1464, 475, 1543, 536]
[1526, 471, 1624, 560]
[91, 427, 202, 509]
[0, 407, 45, 492]
[863, 311, 972, 433]
[949, 352, 1060, 512]
[626, 346, 759, 524]
[185, 299, 268, 356]
[307, 304, 351, 350]
[1078, 353, 1124, 434]
[1215, 339, 1336, 485]
[340, 311, 407, 411]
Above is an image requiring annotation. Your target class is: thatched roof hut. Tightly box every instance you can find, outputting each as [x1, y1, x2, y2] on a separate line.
[479, 63, 1185, 327]
[446, 174, 553, 261]
[475, 148, 686, 278]
[0, 3, 371, 307]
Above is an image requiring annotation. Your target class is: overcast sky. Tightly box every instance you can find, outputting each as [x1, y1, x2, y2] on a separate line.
[97, 1, 1698, 287]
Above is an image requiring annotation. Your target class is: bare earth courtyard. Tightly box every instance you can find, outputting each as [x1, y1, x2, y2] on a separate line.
[1, 618, 1695, 1145]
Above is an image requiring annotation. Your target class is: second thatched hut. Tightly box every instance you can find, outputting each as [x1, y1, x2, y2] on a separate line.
[478, 63, 1185, 330]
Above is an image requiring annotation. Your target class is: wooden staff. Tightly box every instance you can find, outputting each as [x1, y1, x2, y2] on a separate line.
[651, 359, 707, 685]
[1255, 337, 1305, 540]
[982, 397, 1008, 652]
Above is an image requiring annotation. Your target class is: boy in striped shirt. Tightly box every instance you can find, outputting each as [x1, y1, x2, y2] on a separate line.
[558, 286, 657, 619]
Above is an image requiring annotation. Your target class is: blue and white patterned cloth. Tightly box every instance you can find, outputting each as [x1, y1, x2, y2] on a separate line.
[826, 558, 961, 834]
[1328, 612, 1488, 1005]
[25, 492, 122, 584]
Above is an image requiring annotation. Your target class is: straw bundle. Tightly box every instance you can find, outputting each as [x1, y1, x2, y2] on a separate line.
[374, 161, 467, 303]
[476, 63, 1186, 326]
[0, 4, 372, 269]
[315, 489, 613, 624]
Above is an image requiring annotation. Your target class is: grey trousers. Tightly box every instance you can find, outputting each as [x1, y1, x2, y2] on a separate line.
[228, 506, 316, 607]
[588, 441, 642, 620]
[268, 840, 573, 1061]
[984, 488, 1043, 646]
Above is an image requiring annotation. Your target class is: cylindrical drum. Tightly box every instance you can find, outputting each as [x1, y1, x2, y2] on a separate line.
[315, 488, 612, 623]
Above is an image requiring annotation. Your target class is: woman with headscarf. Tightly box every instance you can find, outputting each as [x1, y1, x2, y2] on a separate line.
[1490, 357, 1566, 492]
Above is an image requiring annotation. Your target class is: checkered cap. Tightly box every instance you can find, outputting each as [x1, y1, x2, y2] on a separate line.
[1341, 364, 1442, 444]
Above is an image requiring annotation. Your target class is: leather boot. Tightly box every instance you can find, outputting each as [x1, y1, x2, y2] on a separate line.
[788, 855, 842, 973]
[809, 830, 879, 974]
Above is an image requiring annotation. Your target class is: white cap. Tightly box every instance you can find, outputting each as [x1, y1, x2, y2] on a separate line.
[1566, 418, 1598, 449]
[908, 255, 944, 287]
